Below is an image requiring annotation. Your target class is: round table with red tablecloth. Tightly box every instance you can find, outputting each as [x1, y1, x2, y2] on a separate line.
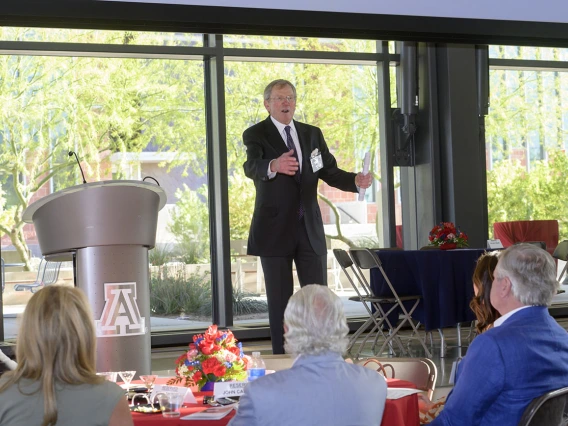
[131, 377, 419, 426]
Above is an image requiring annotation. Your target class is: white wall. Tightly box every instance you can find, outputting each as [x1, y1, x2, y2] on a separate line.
[101, 0, 568, 24]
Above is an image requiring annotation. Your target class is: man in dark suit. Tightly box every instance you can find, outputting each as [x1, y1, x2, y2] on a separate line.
[243, 79, 372, 354]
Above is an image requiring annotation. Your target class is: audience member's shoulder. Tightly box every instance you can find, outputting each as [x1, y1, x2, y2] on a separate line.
[348, 362, 386, 381]
[70, 379, 126, 400]
[99, 379, 125, 394]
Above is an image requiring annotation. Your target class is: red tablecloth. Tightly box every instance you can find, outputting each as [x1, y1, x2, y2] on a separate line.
[131, 378, 419, 426]
[493, 219, 559, 255]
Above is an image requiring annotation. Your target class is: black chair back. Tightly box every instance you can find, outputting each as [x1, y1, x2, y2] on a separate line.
[349, 248, 383, 270]
[553, 240, 568, 262]
[332, 248, 354, 269]
[518, 386, 568, 426]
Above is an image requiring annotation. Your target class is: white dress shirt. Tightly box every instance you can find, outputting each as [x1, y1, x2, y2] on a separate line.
[493, 305, 532, 327]
[267, 116, 302, 178]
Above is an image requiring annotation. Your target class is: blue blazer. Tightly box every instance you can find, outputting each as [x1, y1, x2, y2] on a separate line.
[432, 306, 568, 426]
[228, 352, 387, 426]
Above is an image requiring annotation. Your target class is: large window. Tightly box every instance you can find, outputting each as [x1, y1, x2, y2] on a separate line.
[0, 30, 395, 342]
[224, 59, 383, 322]
[487, 46, 568, 241]
[0, 28, 208, 339]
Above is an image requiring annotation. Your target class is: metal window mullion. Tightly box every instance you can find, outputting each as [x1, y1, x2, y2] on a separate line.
[224, 47, 385, 62]
[376, 40, 396, 248]
[0, 40, 214, 57]
[204, 34, 232, 327]
[490, 58, 568, 71]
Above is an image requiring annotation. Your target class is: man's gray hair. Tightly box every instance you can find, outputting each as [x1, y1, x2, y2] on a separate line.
[284, 284, 349, 356]
[263, 79, 297, 101]
[496, 244, 559, 306]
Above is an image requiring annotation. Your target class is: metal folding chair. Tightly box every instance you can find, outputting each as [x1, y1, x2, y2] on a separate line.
[349, 248, 432, 358]
[14, 259, 62, 293]
[357, 357, 437, 400]
[553, 240, 568, 284]
[333, 248, 401, 359]
[518, 386, 568, 426]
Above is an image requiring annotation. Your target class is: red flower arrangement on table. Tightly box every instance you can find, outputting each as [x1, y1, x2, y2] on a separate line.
[428, 222, 469, 250]
[167, 325, 249, 390]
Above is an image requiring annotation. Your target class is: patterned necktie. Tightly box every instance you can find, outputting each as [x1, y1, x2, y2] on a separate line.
[284, 126, 304, 220]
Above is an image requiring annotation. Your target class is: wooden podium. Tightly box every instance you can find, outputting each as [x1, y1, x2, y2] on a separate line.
[23, 180, 167, 377]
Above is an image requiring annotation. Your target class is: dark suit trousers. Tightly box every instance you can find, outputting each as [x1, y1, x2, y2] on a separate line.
[260, 218, 328, 354]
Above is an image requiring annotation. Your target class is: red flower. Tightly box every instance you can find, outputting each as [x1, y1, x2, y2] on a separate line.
[224, 330, 235, 344]
[204, 325, 218, 339]
[228, 346, 241, 357]
[213, 365, 227, 377]
[199, 341, 221, 355]
[170, 325, 249, 388]
[201, 357, 221, 375]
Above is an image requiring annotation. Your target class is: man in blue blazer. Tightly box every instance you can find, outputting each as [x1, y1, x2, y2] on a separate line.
[432, 244, 568, 426]
[243, 79, 372, 354]
[228, 285, 387, 426]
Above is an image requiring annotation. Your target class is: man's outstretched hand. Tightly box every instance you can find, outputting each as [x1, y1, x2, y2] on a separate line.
[355, 172, 372, 189]
[271, 150, 299, 175]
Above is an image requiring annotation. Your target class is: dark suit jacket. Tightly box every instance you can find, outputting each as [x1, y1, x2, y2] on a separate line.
[431, 306, 568, 426]
[243, 117, 357, 257]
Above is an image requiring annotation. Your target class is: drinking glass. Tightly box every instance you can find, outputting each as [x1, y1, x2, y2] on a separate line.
[130, 393, 150, 407]
[140, 374, 158, 391]
[118, 370, 136, 388]
[157, 392, 182, 418]
[96, 372, 118, 382]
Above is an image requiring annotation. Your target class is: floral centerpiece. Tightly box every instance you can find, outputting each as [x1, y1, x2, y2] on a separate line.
[428, 222, 469, 250]
[167, 325, 249, 390]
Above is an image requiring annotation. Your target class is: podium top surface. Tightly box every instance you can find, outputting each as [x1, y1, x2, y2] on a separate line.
[23, 180, 167, 223]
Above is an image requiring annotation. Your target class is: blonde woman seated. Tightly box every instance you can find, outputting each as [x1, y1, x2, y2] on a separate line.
[0, 286, 133, 426]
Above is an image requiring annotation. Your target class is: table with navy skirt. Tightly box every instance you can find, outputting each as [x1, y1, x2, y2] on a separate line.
[370, 248, 489, 331]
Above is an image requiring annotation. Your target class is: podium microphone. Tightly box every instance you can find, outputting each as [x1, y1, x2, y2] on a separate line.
[68, 151, 87, 184]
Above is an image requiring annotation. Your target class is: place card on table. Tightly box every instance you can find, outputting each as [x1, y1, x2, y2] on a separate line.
[213, 381, 247, 400]
[386, 388, 423, 400]
[487, 239, 504, 249]
[150, 384, 197, 404]
[181, 405, 235, 420]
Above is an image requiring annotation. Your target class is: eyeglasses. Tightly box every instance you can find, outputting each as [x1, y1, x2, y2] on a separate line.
[269, 96, 296, 103]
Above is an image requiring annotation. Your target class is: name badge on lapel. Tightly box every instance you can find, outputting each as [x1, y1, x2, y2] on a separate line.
[310, 148, 323, 172]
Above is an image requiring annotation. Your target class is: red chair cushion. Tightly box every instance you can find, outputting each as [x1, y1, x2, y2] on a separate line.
[493, 220, 559, 255]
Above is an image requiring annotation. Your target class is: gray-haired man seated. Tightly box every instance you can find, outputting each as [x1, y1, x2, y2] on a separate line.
[229, 284, 387, 426]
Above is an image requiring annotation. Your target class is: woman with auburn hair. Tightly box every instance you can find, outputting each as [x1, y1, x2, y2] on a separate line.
[470, 252, 501, 333]
[419, 252, 501, 424]
[0, 285, 133, 426]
